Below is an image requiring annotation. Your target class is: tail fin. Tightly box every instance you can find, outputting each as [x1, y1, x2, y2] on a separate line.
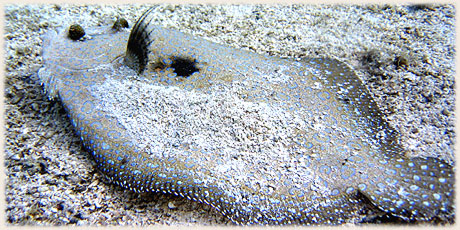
[360, 156, 454, 223]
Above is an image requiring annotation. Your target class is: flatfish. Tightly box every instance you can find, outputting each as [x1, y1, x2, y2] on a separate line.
[38, 7, 454, 225]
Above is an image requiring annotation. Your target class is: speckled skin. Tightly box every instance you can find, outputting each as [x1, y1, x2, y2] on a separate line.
[38, 8, 454, 225]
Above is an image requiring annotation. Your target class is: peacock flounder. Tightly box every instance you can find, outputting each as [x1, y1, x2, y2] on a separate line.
[38, 8, 454, 225]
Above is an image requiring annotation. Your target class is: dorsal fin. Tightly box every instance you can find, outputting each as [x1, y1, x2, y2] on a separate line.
[125, 7, 155, 73]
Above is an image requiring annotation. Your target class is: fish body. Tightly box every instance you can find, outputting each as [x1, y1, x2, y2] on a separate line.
[38, 8, 454, 225]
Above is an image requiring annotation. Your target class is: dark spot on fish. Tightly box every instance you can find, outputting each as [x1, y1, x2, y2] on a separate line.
[170, 57, 199, 77]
